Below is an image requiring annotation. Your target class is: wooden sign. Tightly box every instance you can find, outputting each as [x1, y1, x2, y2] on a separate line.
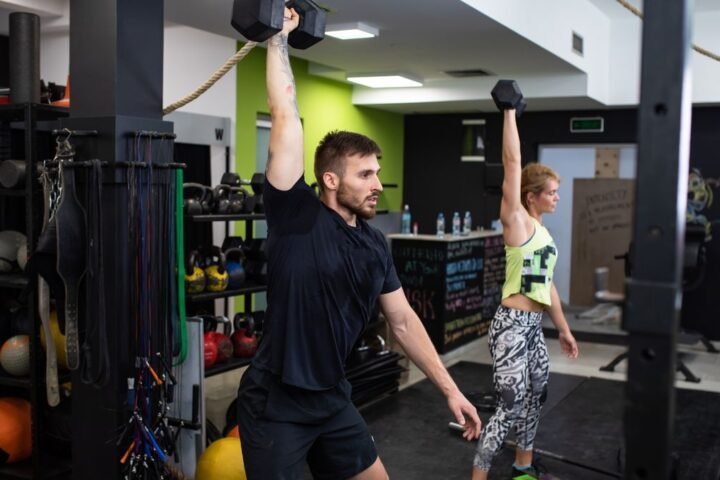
[595, 147, 620, 178]
[570, 178, 634, 306]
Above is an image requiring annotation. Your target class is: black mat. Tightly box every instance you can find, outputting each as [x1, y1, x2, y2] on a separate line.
[360, 361, 720, 480]
[361, 362, 607, 480]
[536, 376, 720, 480]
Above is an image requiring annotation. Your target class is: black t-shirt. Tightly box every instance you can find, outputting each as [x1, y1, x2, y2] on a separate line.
[251, 176, 401, 390]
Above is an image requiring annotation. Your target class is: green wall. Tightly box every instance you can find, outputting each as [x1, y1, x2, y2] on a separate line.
[234, 44, 404, 213]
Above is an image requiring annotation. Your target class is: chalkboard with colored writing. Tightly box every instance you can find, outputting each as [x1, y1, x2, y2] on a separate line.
[392, 240, 447, 351]
[480, 235, 505, 327]
[391, 233, 505, 353]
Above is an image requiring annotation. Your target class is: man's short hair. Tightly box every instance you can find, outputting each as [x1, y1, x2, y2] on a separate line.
[314, 131, 382, 192]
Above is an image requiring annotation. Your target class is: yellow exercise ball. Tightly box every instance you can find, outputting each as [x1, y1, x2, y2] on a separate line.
[196, 437, 246, 480]
[40, 311, 67, 370]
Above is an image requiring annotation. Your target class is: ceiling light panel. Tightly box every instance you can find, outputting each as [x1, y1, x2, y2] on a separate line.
[326, 22, 379, 40]
[346, 75, 423, 88]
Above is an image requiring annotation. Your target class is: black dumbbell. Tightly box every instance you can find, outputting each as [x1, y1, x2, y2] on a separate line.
[286, 0, 327, 49]
[491, 80, 526, 116]
[247, 173, 265, 213]
[231, 0, 326, 49]
[250, 172, 265, 195]
[220, 172, 242, 187]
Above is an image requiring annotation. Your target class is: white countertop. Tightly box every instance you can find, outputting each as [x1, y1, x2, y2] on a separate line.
[387, 230, 502, 242]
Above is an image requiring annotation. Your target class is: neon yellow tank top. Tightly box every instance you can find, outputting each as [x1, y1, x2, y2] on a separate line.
[501, 218, 558, 306]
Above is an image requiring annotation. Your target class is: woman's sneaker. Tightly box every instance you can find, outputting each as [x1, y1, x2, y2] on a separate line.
[511, 461, 560, 479]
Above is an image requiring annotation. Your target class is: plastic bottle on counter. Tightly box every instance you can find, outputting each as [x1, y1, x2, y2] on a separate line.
[401, 204, 411, 234]
[452, 211, 461, 236]
[436, 213, 445, 237]
[462, 211, 472, 236]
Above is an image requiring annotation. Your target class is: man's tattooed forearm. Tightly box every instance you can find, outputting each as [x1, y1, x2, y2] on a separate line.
[269, 32, 289, 49]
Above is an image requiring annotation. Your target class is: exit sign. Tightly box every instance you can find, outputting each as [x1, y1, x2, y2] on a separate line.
[570, 116, 605, 133]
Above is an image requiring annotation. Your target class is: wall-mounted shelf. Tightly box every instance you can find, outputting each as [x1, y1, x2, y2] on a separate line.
[0, 189, 25, 197]
[186, 213, 265, 223]
[0, 103, 68, 122]
[0, 273, 29, 289]
[204, 356, 252, 378]
[0, 369, 72, 389]
[187, 283, 267, 302]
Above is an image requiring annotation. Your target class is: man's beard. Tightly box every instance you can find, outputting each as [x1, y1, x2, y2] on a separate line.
[337, 182, 377, 220]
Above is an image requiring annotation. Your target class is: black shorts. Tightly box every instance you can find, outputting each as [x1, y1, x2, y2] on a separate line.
[237, 367, 378, 480]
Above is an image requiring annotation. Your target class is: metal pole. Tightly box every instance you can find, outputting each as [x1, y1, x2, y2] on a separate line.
[624, 0, 693, 479]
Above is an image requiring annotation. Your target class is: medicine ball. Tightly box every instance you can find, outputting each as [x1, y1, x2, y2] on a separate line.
[0, 397, 32, 464]
[0, 231, 26, 272]
[0, 335, 30, 377]
[16, 244, 27, 271]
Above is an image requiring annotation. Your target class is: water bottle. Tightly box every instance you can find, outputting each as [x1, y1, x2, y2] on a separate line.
[452, 211, 461, 236]
[462, 210, 472, 235]
[436, 213, 445, 237]
[401, 204, 411, 234]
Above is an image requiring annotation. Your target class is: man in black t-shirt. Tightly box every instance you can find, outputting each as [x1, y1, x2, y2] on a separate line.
[236, 9, 481, 480]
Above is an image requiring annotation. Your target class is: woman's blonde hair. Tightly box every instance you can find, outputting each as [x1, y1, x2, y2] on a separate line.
[520, 163, 560, 209]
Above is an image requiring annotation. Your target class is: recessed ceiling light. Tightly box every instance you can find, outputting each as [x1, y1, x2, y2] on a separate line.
[326, 22, 379, 40]
[346, 75, 423, 88]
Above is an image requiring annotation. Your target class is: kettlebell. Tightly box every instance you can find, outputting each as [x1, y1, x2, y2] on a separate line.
[202, 316, 219, 369]
[231, 314, 257, 358]
[183, 183, 213, 215]
[228, 187, 246, 214]
[212, 315, 234, 364]
[204, 246, 229, 292]
[184, 250, 206, 294]
[224, 247, 246, 290]
[213, 185, 233, 214]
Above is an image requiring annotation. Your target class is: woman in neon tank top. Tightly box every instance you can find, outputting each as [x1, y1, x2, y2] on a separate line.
[471, 106, 579, 480]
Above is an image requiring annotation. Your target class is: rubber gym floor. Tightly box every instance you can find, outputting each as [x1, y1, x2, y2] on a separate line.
[355, 362, 720, 480]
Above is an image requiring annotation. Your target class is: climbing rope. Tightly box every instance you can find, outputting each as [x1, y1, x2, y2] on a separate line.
[163, 41, 258, 115]
[615, 0, 720, 62]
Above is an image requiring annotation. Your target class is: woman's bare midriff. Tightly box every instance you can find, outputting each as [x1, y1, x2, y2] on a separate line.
[501, 293, 545, 313]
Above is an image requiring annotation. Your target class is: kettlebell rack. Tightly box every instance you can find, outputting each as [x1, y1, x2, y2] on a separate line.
[183, 211, 266, 378]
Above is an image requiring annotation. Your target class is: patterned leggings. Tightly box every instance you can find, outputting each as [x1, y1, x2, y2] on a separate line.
[473, 305, 549, 472]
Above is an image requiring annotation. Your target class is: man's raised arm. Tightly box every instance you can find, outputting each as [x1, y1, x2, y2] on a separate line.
[265, 8, 303, 190]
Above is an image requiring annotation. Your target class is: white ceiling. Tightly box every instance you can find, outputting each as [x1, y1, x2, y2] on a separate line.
[163, 0, 719, 113]
[166, 0, 582, 83]
[1, 0, 718, 113]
